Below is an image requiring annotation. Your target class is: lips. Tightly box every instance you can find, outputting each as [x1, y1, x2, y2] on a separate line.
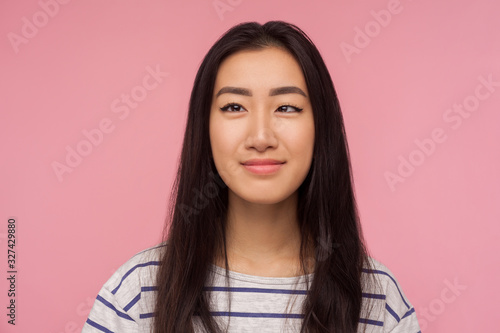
[241, 159, 285, 175]
[241, 159, 285, 166]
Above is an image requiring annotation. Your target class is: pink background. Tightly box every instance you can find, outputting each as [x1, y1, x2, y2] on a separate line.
[1, 0, 499, 332]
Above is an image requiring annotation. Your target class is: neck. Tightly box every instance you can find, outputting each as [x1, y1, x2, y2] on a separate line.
[215, 190, 315, 277]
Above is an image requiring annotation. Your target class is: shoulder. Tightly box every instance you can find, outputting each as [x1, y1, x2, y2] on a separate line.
[83, 244, 165, 332]
[360, 257, 421, 333]
[104, 243, 164, 293]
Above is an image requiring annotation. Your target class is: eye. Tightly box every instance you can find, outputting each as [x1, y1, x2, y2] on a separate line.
[276, 105, 304, 113]
[220, 103, 246, 112]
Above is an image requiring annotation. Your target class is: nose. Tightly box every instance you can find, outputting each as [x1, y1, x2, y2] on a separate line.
[244, 109, 279, 152]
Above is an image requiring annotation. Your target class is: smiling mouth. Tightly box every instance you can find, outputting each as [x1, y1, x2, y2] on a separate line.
[241, 159, 285, 166]
[241, 161, 285, 175]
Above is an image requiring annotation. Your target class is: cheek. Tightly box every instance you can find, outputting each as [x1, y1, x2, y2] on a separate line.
[210, 119, 238, 157]
[209, 112, 223, 154]
[281, 121, 315, 156]
[209, 116, 245, 183]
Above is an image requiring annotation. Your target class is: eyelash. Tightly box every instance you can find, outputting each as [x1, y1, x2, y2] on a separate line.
[220, 102, 303, 113]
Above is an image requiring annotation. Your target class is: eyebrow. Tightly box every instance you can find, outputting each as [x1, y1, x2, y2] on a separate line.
[215, 86, 308, 98]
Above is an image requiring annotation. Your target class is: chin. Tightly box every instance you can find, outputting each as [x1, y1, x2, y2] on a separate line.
[231, 189, 297, 206]
[245, 197, 285, 205]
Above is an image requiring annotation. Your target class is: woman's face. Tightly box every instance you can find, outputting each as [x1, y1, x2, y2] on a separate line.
[209, 46, 315, 205]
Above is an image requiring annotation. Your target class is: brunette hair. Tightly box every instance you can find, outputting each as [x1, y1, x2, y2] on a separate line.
[153, 20, 378, 332]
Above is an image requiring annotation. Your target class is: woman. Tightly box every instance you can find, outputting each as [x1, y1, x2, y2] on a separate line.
[83, 21, 421, 333]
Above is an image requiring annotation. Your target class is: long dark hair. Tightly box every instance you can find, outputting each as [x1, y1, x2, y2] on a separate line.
[154, 20, 378, 332]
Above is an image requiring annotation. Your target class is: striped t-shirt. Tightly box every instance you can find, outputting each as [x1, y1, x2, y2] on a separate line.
[82, 244, 421, 332]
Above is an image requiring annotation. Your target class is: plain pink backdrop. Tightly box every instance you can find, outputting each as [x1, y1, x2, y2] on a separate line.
[1, 0, 499, 332]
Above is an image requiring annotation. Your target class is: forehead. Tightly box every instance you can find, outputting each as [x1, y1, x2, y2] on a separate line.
[214, 47, 307, 90]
